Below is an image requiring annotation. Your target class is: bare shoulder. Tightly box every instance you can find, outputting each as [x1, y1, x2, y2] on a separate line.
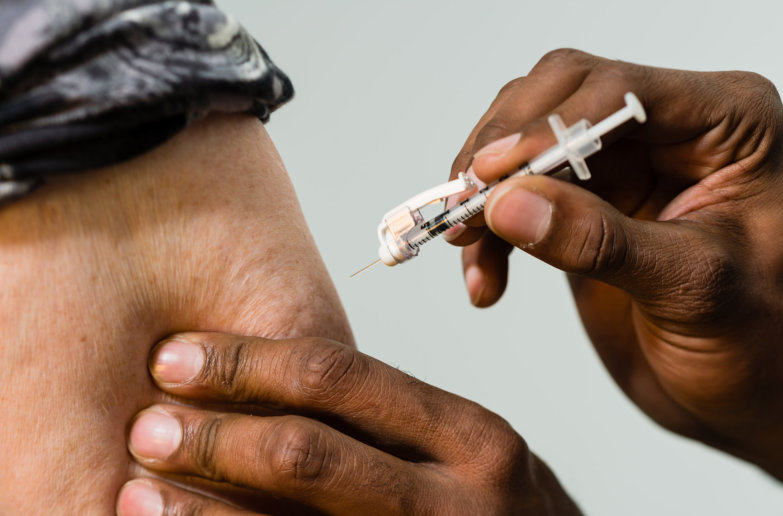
[0, 113, 351, 341]
[0, 114, 352, 514]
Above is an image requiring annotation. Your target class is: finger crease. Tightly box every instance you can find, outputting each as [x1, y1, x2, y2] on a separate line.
[193, 417, 223, 481]
[590, 212, 610, 275]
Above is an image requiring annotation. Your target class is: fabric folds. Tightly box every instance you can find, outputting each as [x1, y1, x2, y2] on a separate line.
[0, 0, 293, 203]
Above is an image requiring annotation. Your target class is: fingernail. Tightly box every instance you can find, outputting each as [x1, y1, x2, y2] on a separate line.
[117, 480, 163, 516]
[473, 133, 521, 158]
[465, 265, 485, 306]
[465, 166, 487, 189]
[151, 340, 205, 384]
[443, 223, 467, 242]
[488, 186, 552, 246]
[129, 410, 182, 460]
[445, 166, 482, 211]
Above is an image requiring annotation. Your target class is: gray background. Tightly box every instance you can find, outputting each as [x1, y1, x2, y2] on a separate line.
[221, 1, 783, 514]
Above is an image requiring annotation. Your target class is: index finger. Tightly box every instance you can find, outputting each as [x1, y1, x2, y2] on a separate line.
[148, 332, 507, 465]
[468, 50, 761, 186]
[449, 49, 599, 183]
[443, 50, 597, 242]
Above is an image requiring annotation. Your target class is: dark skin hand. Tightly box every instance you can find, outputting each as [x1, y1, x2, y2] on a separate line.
[118, 333, 582, 515]
[445, 49, 783, 479]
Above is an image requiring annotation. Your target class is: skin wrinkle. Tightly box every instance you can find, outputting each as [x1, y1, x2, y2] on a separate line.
[749, 202, 783, 291]
[192, 415, 224, 482]
[653, 357, 756, 441]
[589, 211, 609, 275]
[634, 310, 763, 431]
[625, 310, 714, 436]
[646, 85, 771, 188]
[458, 413, 527, 486]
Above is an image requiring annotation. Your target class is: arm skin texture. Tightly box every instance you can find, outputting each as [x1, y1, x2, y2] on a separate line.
[0, 114, 353, 515]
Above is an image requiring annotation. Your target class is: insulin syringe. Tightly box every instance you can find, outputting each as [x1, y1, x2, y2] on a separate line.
[354, 92, 646, 276]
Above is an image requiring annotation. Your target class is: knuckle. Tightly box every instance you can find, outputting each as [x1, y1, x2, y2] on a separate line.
[298, 339, 364, 402]
[203, 337, 255, 397]
[537, 48, 589, 68]
[570, 211, 624, 276]
[586, 59, 636, 90]
[730, 72, 781, 119]
[628, 229, 742, 329]
[363, 458, 422, 514]
[470, 408, 530, 478]
[680, 245, 741, 324]
[753, 74, 780, 102]
[729, 71, 778, 96]
[169, 497, 208, 516]
[474, 120, 516, 151]
[185, 415, 226, 481]
[497, 77, 525, 97]
[267, 418, 330, 488]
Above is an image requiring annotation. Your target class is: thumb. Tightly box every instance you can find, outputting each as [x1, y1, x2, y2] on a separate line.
[485, 174, 725, 312]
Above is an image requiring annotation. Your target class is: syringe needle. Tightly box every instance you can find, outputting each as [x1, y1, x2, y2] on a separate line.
[350, 259, 381, 278]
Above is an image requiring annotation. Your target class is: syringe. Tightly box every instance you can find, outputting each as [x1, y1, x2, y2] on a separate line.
[360, 92, 646, 274]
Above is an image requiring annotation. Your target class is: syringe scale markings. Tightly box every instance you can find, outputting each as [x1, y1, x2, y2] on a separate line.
[406, 172, 524, 250]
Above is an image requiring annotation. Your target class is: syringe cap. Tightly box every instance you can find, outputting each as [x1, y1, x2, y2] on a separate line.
[378, 243, 399, 267]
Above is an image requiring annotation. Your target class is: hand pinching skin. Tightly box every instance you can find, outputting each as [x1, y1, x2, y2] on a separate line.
[119, 332, 581, 515]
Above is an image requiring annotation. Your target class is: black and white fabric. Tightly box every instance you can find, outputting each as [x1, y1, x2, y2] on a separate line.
[0, 0, 293, 204]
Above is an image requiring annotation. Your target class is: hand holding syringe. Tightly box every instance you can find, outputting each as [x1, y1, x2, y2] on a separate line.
[353, 92, 646, 276]
[356, 52, 783, 490]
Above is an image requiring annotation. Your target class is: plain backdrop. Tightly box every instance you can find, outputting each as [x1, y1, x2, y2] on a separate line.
[220, 1, 783, 514]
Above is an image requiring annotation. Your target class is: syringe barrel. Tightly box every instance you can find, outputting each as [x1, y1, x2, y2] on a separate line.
[404, 161, 538, 251]
[526, 146, 564, 175]
[405, 187, 493, 250]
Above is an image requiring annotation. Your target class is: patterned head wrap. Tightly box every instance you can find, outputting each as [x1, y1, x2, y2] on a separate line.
[0, 0, 293, 203]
